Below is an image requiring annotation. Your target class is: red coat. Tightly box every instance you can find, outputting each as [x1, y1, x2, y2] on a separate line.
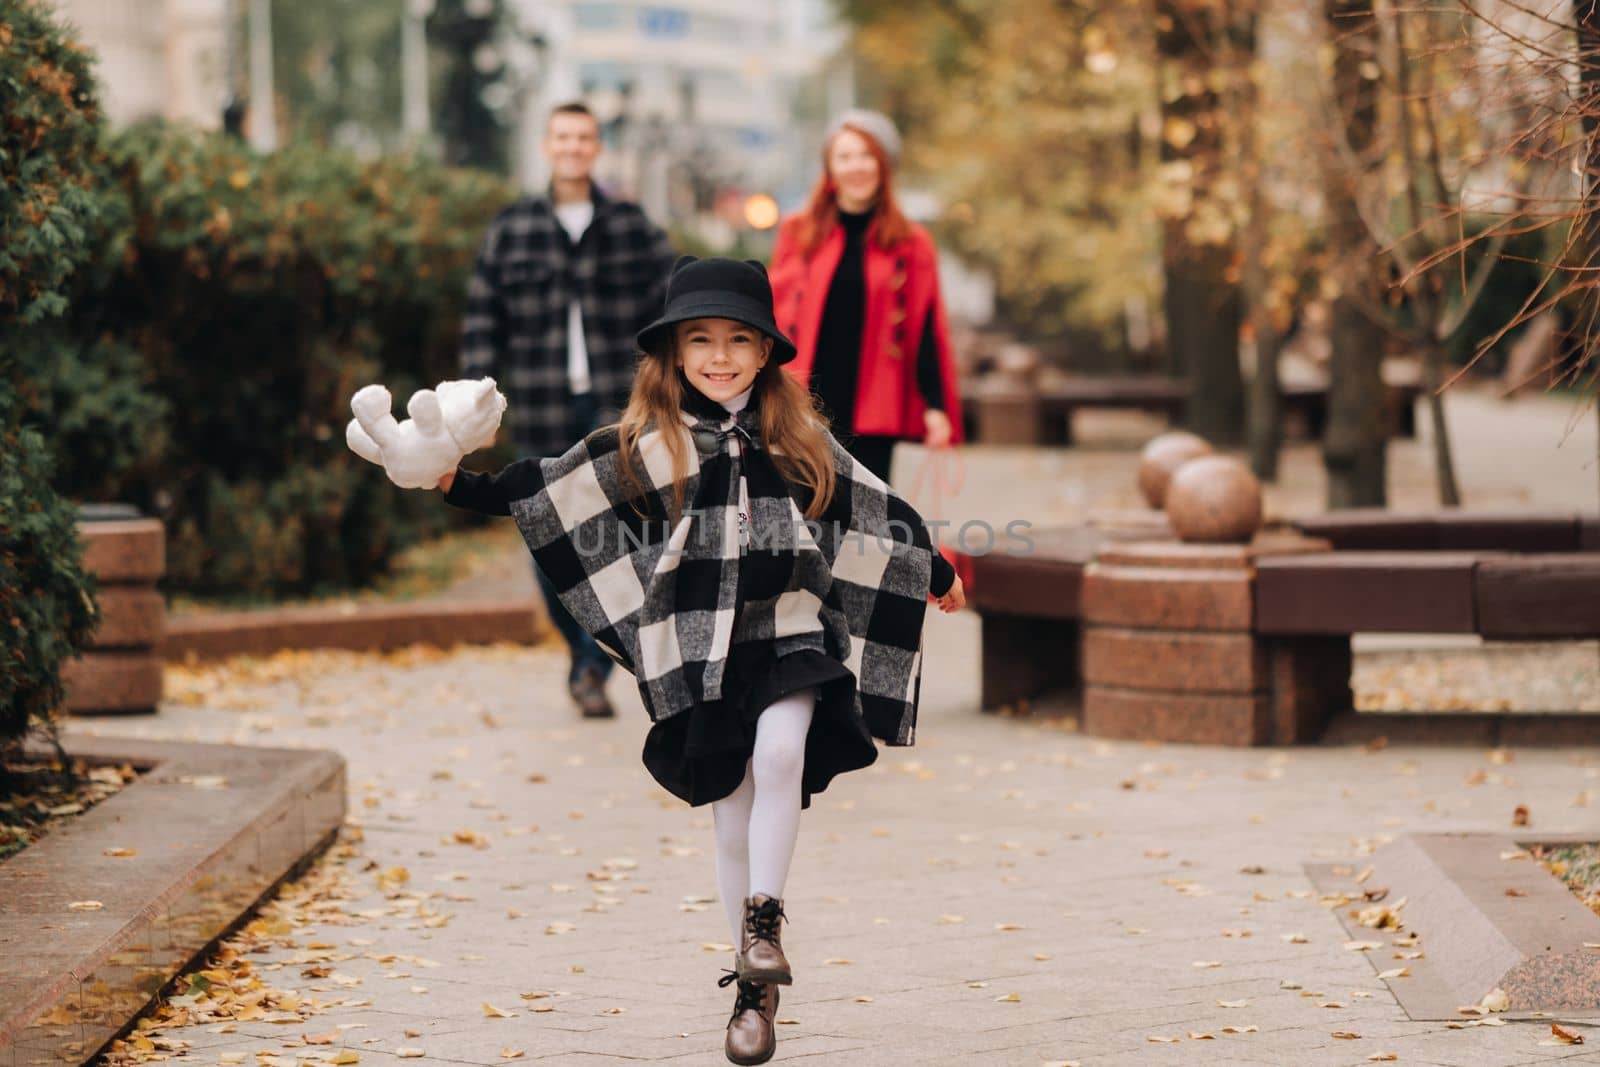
[769, 215, 965, 443]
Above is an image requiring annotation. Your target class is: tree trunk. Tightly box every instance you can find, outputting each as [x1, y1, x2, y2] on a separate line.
[1246, 305, 1283, 480]
[1325, 296, 1388, 507]
[1578, 0, 1600, 508]
[1238, 20, 1281, 480]
[1165, 266, 1245, 442]
[1421, 338, 1462, 506]
[1155, 0, 1246, 445]
[1321, 0, 1388, 508]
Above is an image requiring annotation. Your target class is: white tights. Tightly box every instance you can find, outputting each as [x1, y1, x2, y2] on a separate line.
[710, 687, 815, 945]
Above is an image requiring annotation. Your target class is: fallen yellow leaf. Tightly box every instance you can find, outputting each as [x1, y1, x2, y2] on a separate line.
[995, 992, 1022, 1003]
[482, 1002, 513, 1018]
[1541, 1023, 1584, 1046]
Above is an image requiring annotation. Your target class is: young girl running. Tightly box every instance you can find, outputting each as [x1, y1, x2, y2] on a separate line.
[431, 257, 962, 1064]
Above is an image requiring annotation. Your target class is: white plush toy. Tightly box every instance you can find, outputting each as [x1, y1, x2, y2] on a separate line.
[346, 377, 508, 489]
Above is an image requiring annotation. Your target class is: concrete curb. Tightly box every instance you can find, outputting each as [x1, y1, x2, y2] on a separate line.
[162, 598, 546, 663]
[0, 737, 347, 1063]
[1308, 833, 1600, 1020]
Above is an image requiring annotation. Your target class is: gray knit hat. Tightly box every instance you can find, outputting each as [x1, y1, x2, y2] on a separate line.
[826, 108, 901, 166]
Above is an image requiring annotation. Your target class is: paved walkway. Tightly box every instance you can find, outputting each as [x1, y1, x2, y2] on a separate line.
[76, 608, 1600, 1066]
[72, 385, 1600, 1066]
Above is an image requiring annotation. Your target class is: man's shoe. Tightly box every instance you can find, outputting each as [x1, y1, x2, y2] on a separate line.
[570, 666, 614, 719]
[719, 971, 777, 1065]
[737, 895, 791, 985]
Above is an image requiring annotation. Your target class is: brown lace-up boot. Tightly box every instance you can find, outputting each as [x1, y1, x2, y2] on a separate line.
[738, 894, 791, 984]
[720, 971, 778, 1065]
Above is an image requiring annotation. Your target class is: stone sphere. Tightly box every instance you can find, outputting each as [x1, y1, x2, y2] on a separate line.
[1165, 455, 1264, 544]
[1136, 431, 1214, 508]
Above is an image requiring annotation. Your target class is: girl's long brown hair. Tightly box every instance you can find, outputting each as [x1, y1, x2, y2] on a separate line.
[792, 122, 913, 257]
[618, 338, 837, 522]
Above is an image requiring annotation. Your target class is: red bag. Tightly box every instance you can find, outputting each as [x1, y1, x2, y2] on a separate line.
[906, 448, 975, 603]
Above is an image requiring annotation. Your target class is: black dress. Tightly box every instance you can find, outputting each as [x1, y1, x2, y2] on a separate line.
[810, 208, 949, 483]
[639, 384, 881, 810]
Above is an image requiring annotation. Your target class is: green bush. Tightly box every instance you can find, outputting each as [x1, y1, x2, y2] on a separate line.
[0, 391, 98, 746]
[0, 0, 104, 325]
[34, 123, 515, 598]
[9, 329, 167, 501]
[0, 0, 105, 747]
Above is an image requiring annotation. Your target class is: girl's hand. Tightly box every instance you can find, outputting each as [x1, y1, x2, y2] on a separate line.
[923, 409, 953, 450]
[437, 469, 456, 493]
[936, 574, 965, 613]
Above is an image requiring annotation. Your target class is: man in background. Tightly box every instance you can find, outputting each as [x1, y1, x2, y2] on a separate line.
[461, 101, 676, 718]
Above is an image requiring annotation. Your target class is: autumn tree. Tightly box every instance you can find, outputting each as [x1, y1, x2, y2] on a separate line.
[1321, 0, 1390, 507]
[841, 0, 1161, 359]
[1153, 0, 1252, 444]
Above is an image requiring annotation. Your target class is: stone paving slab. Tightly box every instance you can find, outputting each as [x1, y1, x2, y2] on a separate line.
[0, 738, 345, 1065]
[54, 606, 1600, 1066]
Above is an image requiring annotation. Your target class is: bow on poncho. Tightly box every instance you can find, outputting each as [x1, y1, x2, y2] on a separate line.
[445, 389, 934, 745]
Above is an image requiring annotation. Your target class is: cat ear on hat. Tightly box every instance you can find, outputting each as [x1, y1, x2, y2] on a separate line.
[743, 260, 768, 278]
[671, 255, 699, 274]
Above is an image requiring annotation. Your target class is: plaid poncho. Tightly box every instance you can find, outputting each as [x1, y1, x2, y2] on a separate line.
[444, 389, 936, 746]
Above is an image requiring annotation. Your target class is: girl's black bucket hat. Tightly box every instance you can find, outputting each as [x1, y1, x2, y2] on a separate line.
[636, 255, 798, 365]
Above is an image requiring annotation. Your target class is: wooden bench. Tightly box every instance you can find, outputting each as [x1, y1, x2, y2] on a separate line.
[1038, 378, 1190, 445]
[971, 512, 1600, 742]
[1256, 550, 1600, 640]
[969, 521, 1172, 711]
[961, 373, 1419, 445]
[1292, 510, 1600, 553]
[1280, 379, 1421, 439]
[961, 375, 1191, 446]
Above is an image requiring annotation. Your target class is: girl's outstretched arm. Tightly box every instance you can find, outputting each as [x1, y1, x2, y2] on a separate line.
[438, 457, 546, 516]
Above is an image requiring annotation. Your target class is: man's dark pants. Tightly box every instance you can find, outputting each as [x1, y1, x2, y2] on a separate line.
[532, 391, 615, 687]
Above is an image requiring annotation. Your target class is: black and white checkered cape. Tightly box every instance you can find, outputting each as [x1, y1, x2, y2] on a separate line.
[444, 391, 935, 746]
[459, 185, 677, 456]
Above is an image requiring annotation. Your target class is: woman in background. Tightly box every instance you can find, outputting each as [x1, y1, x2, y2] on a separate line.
[768, 109, 963, 482]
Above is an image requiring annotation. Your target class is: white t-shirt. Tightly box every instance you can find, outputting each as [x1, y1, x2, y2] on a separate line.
[553, 200, 596, 396]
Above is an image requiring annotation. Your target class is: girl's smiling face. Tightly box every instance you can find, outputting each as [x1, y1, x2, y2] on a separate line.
[674, 318, 772, 403]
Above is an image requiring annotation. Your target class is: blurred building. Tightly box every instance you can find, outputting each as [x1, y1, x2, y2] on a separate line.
[54, 0, 230, 130]
[511, 0, 853, 229]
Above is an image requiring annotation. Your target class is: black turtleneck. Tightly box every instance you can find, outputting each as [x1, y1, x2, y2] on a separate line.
[811, 209, 946, 439]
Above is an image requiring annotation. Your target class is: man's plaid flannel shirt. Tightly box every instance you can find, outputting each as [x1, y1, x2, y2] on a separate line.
[460, 184, 676, 456]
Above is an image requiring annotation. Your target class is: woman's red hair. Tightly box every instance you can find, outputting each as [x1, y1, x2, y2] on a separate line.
[792, 123, 913, 257]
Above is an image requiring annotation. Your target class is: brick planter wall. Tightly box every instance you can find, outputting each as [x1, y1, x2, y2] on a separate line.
[1079, 537, 1344, 745]
[63, 519, 166, 714]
